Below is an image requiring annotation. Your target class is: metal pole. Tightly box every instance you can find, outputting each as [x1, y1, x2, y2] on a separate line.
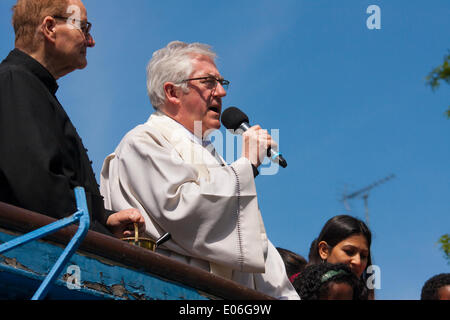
[363, 194, 369, 226]
[31, 187, 90, 300]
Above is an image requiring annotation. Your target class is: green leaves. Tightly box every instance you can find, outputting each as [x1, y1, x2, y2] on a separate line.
[426, 51, 450, 118]
[437, 234, 450, 264]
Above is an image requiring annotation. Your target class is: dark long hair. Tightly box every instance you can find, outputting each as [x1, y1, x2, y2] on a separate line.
[276, 247, 308, 279]
[308, 215, 373, 283]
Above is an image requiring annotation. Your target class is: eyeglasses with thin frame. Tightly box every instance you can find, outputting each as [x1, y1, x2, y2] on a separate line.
[52, 15, 92, 38]
[180, 76, 230, 91]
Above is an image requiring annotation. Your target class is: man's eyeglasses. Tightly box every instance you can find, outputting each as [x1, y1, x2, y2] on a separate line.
[52, 16, 92, 37]
[180, 76, 230, 91]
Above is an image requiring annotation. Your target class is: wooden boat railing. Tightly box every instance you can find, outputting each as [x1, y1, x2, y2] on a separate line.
[0, 200, 273, 300]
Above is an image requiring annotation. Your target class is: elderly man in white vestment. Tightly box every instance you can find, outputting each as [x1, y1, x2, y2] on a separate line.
[100, 41, 299, 300]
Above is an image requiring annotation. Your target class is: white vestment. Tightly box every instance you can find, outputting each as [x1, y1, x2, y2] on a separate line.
[100, 111, 299, 300]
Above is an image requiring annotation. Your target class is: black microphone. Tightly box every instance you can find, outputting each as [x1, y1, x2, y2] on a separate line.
[221, 106, 287, 168]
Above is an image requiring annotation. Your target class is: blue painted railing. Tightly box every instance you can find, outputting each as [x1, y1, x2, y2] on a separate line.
[0, 187, 90, 300]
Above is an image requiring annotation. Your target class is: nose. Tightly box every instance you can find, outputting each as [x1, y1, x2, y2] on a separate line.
[350, 255, 363, 277]
[86, 33, 95, 48]
[213, 82, 227, 98]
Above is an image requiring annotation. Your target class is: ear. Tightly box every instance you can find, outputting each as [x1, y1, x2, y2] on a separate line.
[163, 82, 182, 105]
[318, 241, 330, 261]
[41, 16, 57, 43]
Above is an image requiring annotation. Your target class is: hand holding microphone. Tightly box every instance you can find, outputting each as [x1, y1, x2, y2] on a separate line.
[242, 125, 276, 168]
[221, 107, 287, 168]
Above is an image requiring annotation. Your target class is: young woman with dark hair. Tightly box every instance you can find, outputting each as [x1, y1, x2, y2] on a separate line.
[307, 215, 374, 298]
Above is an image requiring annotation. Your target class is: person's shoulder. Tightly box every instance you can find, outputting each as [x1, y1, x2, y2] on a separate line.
[116, 123, 162, 151]
[123, 123, 153, 140]
[0, 61, 37, 83]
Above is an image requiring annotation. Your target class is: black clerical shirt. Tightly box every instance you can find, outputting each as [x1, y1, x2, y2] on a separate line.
[0, 49, 111, 234]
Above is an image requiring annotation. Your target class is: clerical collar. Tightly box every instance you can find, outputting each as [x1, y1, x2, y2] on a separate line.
[3, 49, 59, 95]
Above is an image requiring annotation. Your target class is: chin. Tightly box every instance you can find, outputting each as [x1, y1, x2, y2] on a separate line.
[78, 60, 88, 70]
[209, 121, 221, 131]
[203, 123, 220, 135]
[77, 55, 88, 69]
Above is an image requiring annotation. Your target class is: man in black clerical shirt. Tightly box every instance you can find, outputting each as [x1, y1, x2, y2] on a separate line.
[0, 0, 144, 238]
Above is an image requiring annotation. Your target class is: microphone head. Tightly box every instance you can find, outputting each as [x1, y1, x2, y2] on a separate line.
[221, 106, 249, 130]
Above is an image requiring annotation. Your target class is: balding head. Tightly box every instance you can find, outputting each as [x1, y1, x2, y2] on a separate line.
[12, 0, 69, 51]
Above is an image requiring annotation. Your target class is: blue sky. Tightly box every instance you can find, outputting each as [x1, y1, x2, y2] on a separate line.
[1, 0, 449, 299]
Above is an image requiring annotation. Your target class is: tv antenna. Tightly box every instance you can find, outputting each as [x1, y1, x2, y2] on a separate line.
[341, 174, 396, 226]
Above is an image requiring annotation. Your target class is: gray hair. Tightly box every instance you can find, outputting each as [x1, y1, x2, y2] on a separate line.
[146, 41, 217, 109]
